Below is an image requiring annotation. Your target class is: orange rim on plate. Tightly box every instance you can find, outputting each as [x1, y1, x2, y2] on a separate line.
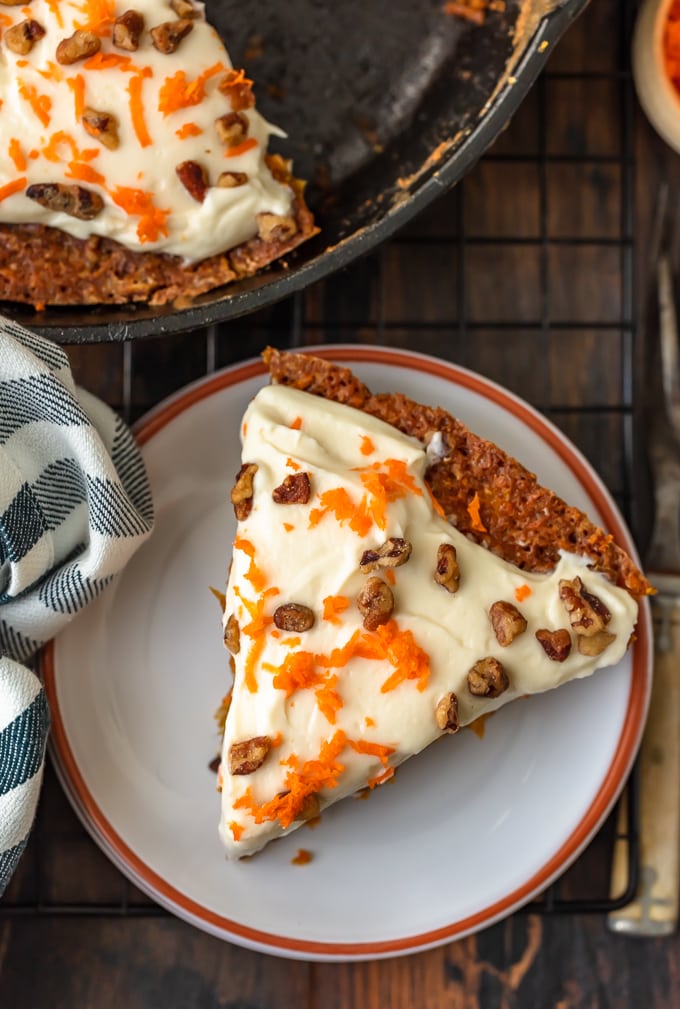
[42, 346, 652, 959]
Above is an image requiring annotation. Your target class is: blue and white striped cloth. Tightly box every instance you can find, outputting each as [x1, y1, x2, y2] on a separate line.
[0, 319, 153, 895]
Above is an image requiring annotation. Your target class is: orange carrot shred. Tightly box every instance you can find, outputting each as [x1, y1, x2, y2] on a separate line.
[467, 491, 487, 532]
[158, 62, 225, 116]
[0, 177, 26, 202]
[322, 595, 350, 625]
[65, 161, 106, 185]
[44, 0, 63, 26]
[128, 72, 153, 148]
[367, 766, 395, 789]
[224, 138, 258, 158]
[109, 185, 170, 243]
[175, 122, 203, 139]
[229, 821, 244, 841]
[289, 417, 302, 430]
[286, 457, 301, 471]
[348, 739, 395, 765]
[73, 0, 116, 34]
[514, 584, 532, 603]
[359, 436, 375, 456]
[8, 139, 26, 172]
[66, 74, 86, 120]
[365, 716, 376, 728]
[282, 522, 295, 533]
[17, 80, 51, 127]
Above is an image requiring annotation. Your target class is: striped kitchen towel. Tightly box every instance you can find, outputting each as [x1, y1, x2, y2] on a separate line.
[0, 318, 154, 895]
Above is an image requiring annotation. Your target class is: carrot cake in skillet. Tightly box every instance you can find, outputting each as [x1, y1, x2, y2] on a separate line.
[0, 0, 316, 307]
[216, 349, 651, 858]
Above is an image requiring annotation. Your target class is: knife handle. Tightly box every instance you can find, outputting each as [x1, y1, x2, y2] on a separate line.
[608, 595, 680, 936]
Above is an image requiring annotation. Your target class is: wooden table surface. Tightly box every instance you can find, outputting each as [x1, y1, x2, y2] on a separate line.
[4, 1, 680, 1006]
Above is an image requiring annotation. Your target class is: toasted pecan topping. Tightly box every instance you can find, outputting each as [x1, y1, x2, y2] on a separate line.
[435, 692, 459, 733]
[176, 160, 208, 202]
[360, 537, 412, 573]
[536, 628, 572, 662]
[215, 111, 249, 147]
[170, 0, 200, 17]
[26, 182, 103, 220]
[228, 736, 272, 775]
[433, 543, 460, 594]
[297, 792, 321, 822]
[217, 171, 248, 188]
[56, 29, 100, 64]
[272, 472, 311, 504]
[208, 754, 221, 773]
[4, 18, 45, 54]
[113, 9, 145, 50]
[489, 600, 527, 647]
[257, 212, 298, 243]
[231, 462, 258, 520]
[224, 614, 240, 654]
[150, 18, 193, 53]
[273, 603, 315, 632]
[357, 577, 394, 631]
[559, 577, 611, 637]
[577, 631, 616, 657]
[82, 107, 120, 150]
[467, 656, 509, 697]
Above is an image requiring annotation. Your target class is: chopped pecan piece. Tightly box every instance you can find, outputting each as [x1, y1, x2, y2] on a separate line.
[217, 171, 248, 188]
[357, 577, 394, 631]
[489, 600, 527, 647]
[536, 628, 572, 662]
[272, 472, 311, 504]
[215, 111, 249, 147]
[297, 792, 320, 822]
[4, 18, 45, 54]
[559, 577, 611, 637]
[467, 657, 509, 697]
[176, 160, 208, 202]
[150, 18, 193, 53]
[273, 603, 315, 632]
[577, 631, 616, 657]
[170, 0, 200, 17]
[230, 462, 258, 520]
[224, 614, 240, 654]
[435, 692, 459, 733]
[113, 9, 145, 50]
[208, 755, 221, 774]
[434, 543, 460, 594]
[360, 537, 412, 573]
[257, 212, 298, 243]
[228, 736, 272, 775]
[56, 29, 100, 64]
[218, 69, 256, 110]
[81, 107, 120, 150]
[26, 182, 104, 220]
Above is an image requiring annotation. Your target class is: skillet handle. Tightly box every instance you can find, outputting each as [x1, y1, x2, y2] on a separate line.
[608, 594, 680, 936]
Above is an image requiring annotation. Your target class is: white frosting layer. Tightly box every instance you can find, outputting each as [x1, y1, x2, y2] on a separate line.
[218, 385, 639, 857]
[0, 0, 293, 259]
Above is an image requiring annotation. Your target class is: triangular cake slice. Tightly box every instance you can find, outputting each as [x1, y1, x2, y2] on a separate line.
[217, 350, 650, 858]
[0, 0, 316, 306]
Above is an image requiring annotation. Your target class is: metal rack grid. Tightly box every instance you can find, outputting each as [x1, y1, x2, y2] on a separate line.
[1, 0, 642, 920]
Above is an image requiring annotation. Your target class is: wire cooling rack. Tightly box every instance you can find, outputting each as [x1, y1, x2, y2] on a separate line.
[1, 0, 642, 919]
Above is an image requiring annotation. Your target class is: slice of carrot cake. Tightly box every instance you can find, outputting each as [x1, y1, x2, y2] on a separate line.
[0, 0, 316, 306]
[216, 350, 649, 858]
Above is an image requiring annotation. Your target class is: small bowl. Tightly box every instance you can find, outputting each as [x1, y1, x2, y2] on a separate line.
[633, 0, 680, 153]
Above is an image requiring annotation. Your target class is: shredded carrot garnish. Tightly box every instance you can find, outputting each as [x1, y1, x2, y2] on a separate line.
[234, 584, 279, 694]
[233, 536, 267, 593]
[264, 651, 321, 697]
[158, 62, 225, 116]
[365, 716, 376, 728]
[44, 0, 63, 27]
[109, 186, 170, 243]
[209, 585, 226, 612]
[315, 674, 343, 724]
[8, 139, 26, 172]
[16, 60, 29, 69]
[36, 61, 64, 83]
[234, 730, 347, 828]
[66, 74, 85, 120]
[375, 620, 431, 693]
[17, 80, 51, 127]
[229, 821, 244, 841]
[289, 416, 302, 430]
[0, 177, 26, 202]
[367, 766, 395, 789]
[286, 457, 301, 471]
[349, 739, 395, 766]
[65, 161, 106, 185]
[175, 122, 203, 139]
[515, 583, 532, 603]
[42, 131, 99, 164]
[224, 138, 258, 158]
[282, 522, 295, 533]
[28, 149, 39, 160]
[309, 488, 373, 537]
[384, 569, 396, 586]
[73, 0, 116, 34]
[322, 595, 350, 625]
[84, 52, 136, 72]
[281, 636, 301, 649]
[128, 70, 153, 148]
[360, 436, 375, 456]
[467, 491, 487, 532]
[0, 12, 12, 27]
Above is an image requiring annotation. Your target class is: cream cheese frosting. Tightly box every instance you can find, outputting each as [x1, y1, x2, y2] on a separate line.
[218, 384, 639, 858]
[0, 0, 293, 260]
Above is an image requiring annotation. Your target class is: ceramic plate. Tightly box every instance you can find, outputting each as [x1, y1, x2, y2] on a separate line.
[42, 346, 652, 961]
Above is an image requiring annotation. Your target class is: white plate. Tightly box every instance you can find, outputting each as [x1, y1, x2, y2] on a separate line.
[43, 346, 652, 961]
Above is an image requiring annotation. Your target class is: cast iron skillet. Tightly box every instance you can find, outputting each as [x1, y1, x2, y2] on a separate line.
[4, 0, 589, 343]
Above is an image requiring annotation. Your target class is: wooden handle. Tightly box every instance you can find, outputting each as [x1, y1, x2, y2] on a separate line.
[608, 595, 680, 935]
